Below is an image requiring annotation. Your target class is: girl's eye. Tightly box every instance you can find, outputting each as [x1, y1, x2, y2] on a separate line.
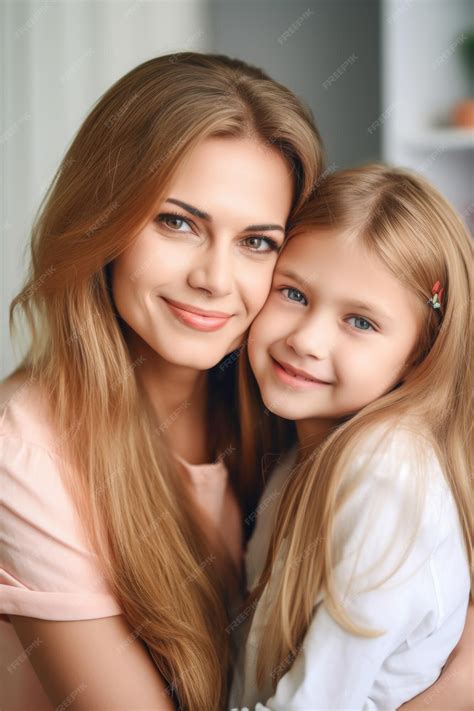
[347, 316, 375, 331]
[156, 213, 194, 233]
[280, 287, 308, 305]
[242, 236, 280, 253]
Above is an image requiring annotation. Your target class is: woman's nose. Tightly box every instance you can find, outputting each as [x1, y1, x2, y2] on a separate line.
[187, 243, 233, 297]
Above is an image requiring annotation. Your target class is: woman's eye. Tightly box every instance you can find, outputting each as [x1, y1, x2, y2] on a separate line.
[242, 236, 279, 253]
[347, 316, 375, 331]
[156, 213, 193, 233]
[280, 287, 308, 305]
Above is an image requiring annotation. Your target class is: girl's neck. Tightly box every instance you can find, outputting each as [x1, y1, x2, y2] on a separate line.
[295, 417, 337, 463]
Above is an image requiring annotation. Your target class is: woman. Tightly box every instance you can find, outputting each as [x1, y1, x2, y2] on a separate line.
[0, 53, 470, 710]
[0, 52, 320, 711]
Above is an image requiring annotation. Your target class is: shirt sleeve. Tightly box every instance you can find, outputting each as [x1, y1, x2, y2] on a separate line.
[238, 427, 470, 710]
[0, 434, 122, 621]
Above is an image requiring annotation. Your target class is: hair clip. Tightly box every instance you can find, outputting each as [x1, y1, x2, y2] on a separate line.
[427, 280, 444, 314]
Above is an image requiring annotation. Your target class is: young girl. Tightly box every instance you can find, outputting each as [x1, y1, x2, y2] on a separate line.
[230, 164, 472, 709]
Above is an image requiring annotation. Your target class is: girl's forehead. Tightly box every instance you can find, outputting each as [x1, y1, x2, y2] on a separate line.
[284, 224, 359, 249]
[277, 227, 361, 269]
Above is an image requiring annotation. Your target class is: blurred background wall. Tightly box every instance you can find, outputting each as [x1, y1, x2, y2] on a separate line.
[211, 0, 381, 167]
[1, 0, 473, 378]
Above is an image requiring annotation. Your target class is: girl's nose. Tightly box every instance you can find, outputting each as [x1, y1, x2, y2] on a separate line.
[285, 317, 331, 361]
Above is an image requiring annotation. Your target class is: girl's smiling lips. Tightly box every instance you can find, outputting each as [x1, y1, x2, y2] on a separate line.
[161, 296, 234, 332]
[271, 356, 333, 389]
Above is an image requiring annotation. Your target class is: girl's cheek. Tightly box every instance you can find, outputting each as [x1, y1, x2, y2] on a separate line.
[248, 318, 269, 353]
[242, 273, 273, 317]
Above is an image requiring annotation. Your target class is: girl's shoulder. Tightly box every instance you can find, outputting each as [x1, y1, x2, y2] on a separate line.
[334, 418, 463, 588]
[343, 416, 452, 521]
[349, 417, 447, 493]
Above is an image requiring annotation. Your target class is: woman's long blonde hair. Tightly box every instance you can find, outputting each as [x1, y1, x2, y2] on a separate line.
[7, 53, 323, 709]
[247, 163, 473, 690]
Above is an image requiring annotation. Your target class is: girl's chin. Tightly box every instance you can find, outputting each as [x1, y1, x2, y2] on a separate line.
[259, 386, 322, 421]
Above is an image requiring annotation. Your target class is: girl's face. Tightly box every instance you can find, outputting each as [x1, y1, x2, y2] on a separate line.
[111, 136, 293, 370]
[248, 229, 423, 425]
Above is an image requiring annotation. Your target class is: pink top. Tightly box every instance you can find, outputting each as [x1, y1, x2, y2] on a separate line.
[0, 373, 242, 710]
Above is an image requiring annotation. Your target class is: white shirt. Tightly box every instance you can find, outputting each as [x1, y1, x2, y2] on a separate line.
[229, 424, 470, 710]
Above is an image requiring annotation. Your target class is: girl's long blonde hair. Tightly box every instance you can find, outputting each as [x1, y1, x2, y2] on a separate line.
[248, 163, 473, 690]
[7, 52, 323, 710]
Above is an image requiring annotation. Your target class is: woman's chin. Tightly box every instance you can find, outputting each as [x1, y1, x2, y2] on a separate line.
[164, 347, 231, 372]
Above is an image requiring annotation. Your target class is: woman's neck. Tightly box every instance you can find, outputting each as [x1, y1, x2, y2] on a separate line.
[124, 325, 210, 463]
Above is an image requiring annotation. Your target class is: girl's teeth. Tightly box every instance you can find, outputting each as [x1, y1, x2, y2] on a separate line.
[284, 367, 311, 381]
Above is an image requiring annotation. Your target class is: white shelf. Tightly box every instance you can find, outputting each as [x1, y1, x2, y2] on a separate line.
[382, 0, 473, 229]
[402, 128, 474, 151]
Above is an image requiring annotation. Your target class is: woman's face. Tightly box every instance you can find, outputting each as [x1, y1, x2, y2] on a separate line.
[111, 136, 293, 370]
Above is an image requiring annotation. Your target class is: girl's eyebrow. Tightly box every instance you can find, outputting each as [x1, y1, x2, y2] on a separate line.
[165, 198, 285, 233]
[345, 300, 393, 323]
[274, 267, 307, 285]
[275, 267, 393, 322]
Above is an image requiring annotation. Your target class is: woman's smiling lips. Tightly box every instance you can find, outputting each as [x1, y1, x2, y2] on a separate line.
[161, 296, 234, 332]
[271, 356, 333, 390]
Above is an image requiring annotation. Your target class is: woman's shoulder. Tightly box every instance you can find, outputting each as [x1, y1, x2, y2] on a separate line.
[0, 372, 77, 557]
[0, 372, 121, 622]
[0, 371, 60, 455]
[0, 372, 78, 526]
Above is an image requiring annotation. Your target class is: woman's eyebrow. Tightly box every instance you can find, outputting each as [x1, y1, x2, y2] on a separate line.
[166, 198, 211, 220]
[165, 197, 285, 233]
[245, 223, 285, 233]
